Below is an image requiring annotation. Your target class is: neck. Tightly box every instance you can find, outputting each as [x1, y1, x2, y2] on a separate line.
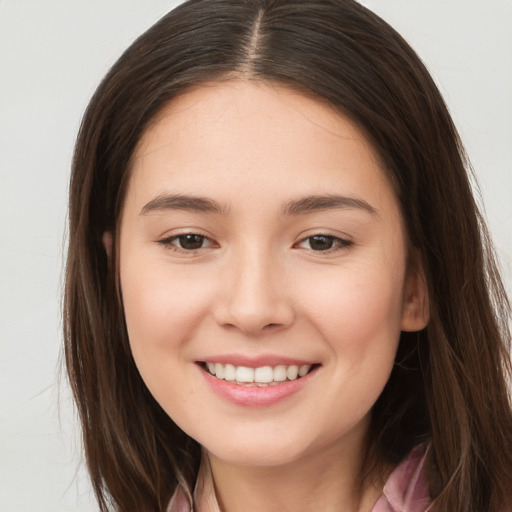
[206, 427, 385, 512]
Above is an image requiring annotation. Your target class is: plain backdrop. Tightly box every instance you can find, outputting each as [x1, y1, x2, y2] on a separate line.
[1, 1, 511, 511]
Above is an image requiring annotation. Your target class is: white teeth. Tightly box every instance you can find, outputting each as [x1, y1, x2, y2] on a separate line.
[215, 363, 224, 379]
[236, 366, 254, 383]
[224, 364, 236, 381]
[273, 365, 287, 382]
[254, 366, 273, 383]
[205, 362, 313, 384]
[299, 364, 310, 377]
[287, 365, 299, 380]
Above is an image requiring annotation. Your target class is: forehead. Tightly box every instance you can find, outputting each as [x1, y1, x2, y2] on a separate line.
[127, 80, 396, 216]
[137, 80, 376, 156]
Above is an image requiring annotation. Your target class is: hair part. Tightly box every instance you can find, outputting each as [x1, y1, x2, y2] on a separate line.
[64, 1, 512, 510]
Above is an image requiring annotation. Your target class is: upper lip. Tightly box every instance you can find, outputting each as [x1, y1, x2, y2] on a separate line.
[196, 354, 318, 368]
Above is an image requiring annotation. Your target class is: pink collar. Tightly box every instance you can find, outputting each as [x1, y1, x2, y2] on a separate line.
[167, 444, 431, 512]
[372, 444, 431, 512]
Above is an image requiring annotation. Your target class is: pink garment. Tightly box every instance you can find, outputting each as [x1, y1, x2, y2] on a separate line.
[372, 444, 431, 512]
[167, 444, 431, 512]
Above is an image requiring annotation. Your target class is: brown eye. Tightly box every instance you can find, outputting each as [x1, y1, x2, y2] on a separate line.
[308, 235, 335, 251]
[175, 234, 207, 250]
[158, 233, 214, 251]
[296, 234, 353, 252]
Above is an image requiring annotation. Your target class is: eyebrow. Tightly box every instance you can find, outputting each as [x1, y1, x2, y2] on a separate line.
[281, 195, 378, 216]
[140, 194, 228, 215]
[140, 193, 377, 217]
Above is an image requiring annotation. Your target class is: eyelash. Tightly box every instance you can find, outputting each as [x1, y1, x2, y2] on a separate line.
[157, 233, 353, 254]
[157, 233, 216, 252]
[295, 234, 353, 253]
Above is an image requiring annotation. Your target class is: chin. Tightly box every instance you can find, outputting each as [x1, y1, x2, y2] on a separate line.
[208, 443, 307, 468]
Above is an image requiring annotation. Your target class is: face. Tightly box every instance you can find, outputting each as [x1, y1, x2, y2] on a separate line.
[118, 81, 428, 469]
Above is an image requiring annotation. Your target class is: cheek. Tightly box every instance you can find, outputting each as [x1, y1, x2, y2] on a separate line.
[305, 265, 404, 416]
[120, 257, 212, 374]
[302, 264, 404, 342]
[124, 251, 204, 320]
[296, 260, 405, 409]
[119, 259, 217, 421]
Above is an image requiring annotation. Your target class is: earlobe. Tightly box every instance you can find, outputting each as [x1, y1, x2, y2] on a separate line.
[102, 231, 113, 259]
[401, 263, 430, 332]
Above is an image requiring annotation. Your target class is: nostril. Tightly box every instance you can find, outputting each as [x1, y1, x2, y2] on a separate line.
[214, 299, 295, 334]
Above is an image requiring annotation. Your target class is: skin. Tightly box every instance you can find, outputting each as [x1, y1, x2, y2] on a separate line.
[116, 81, 429, 512]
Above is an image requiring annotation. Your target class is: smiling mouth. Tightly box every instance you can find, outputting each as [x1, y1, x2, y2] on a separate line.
[200, 362, 319, 386]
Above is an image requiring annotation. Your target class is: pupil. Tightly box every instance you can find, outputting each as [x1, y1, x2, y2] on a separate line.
[310, 235, 333, 251]
[180, 234, 204, 250]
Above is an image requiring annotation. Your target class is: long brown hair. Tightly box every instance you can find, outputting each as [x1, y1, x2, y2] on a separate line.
[64, 1, 512, 510]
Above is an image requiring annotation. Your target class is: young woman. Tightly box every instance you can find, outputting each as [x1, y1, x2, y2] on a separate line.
[64, 1, 512, 511]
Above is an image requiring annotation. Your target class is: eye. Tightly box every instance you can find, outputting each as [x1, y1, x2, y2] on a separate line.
[158, 233, 215, 251]
[296, 234, 352, 252]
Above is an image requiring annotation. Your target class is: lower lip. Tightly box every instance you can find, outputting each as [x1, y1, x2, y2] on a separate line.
[200, 366, 317, 407]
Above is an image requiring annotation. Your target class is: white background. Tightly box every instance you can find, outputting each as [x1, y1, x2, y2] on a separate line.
[1, 1, 510, 511]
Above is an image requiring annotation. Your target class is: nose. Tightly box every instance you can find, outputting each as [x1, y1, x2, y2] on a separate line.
[214, 247, 295, 336]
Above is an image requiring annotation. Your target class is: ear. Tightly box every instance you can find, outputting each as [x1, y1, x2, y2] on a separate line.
[401, 258, 429, 332]
[102, 231, 113, 259]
